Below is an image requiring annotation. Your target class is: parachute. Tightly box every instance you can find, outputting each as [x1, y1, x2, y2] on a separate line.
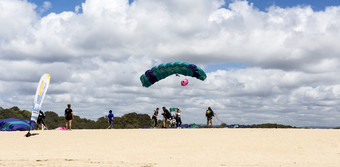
[140, 62, 207, 87]
[0, 118, 35, 131]
[30, 73, 51, 124]
[169, 107, 178, 117]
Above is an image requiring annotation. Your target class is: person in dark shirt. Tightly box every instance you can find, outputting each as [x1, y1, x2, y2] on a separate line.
[161, 107, 171, 128]
[152, 108, 159, 127]
[65, 104, 74, 130]
[36, 110, 47, 130]
[206, 107, 215, 128]
[175, 108, 182, 128]
[107, 110, 114, 129]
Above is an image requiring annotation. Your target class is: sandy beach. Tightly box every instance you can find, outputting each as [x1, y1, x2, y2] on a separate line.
[0, 129, 340, 167]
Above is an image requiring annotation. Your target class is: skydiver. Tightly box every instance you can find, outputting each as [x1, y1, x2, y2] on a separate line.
[170, 116, 176, 127]
[36, 110, 47, 130]
[65, 104, 74, 130]
[206, 107, 215, 128]
[107, 110, 114, 129]
[152, 108, 159, 127]
[175, 108, 182, 128]
[161, 107, 171, 128]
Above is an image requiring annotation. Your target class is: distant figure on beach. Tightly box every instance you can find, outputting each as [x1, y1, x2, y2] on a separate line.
[206, 107, 215, 128]
[162, 107, 171, 128]
[175, 108, 182, 128]
[152, 108, 159, 127]
[170, 116, 176, 127]
[36, 110, 47, 130]
[107, 110, 114, 129]
[65, 104, 74, 130]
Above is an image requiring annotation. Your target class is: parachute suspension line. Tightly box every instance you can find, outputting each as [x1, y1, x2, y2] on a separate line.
[214, 113, 223, 125]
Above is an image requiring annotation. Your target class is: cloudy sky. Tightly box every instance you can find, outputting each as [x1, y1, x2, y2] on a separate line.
[1, 0, 340, 127]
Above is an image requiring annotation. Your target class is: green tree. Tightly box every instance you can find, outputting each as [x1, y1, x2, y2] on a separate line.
[0, 106, 31, 120]
[43, 111, 64, 129]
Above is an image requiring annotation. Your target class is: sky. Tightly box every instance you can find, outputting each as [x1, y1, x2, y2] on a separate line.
[1, 0, 340, 127]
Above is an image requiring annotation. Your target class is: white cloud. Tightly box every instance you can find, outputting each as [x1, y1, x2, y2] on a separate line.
[75, 5, 81, 14]
[37, 1, 52, 14]
[0, 0, 38, 41]
[0, 0, 340, 126]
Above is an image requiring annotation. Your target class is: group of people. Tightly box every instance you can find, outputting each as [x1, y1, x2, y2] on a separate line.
[152, 106, 216, 128]
[35, 104, 74, 130]
[36, 104, 217, 130]
[37, 104, 114, 130]
[152, 107, 182, 128]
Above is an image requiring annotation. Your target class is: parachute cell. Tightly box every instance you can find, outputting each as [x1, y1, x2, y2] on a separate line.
[140, 62, 207, 87]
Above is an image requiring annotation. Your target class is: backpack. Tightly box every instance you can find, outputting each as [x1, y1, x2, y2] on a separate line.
[206, 110, 214, 117]
[164, 109, 171, 119]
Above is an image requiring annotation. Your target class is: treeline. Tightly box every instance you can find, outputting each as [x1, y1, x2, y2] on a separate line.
[44, 111, 152, 129]
[223, 123, 296, 128]
[251, 123, 296, 128]
[0, 106, 152, 129]
[0, 106, 31, 120]
[1, 106, 298, 129]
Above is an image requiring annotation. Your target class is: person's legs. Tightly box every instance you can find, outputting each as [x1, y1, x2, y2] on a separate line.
[69, 120, 72, 130]
[66, 120, 69, 129]
[41, 119, 46, 127]
[207, 118, 210, 128]
[207, 118, 213, 128]
[154, 118, 157, 127]
[163, 118, 167, 128]
[107, 121, 111, 129]
[109, 121, 113, 129]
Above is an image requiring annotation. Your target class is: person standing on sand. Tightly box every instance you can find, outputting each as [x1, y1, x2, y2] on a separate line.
[206, 106, 215, 128]
[107, 110, 114, 129]
[152, 108, 159, 127]
[170, 115, 176, 127]
[36, 110, 47, 130]
[65, 104, 74, 130]
[175, 108, 182, 128]
[162, 107, 171, 128]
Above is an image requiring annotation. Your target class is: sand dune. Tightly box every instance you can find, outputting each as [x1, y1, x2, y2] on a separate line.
[1, 129, 340, 167]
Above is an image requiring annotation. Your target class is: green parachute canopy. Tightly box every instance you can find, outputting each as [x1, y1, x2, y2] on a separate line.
[140, 62, 207, 87]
